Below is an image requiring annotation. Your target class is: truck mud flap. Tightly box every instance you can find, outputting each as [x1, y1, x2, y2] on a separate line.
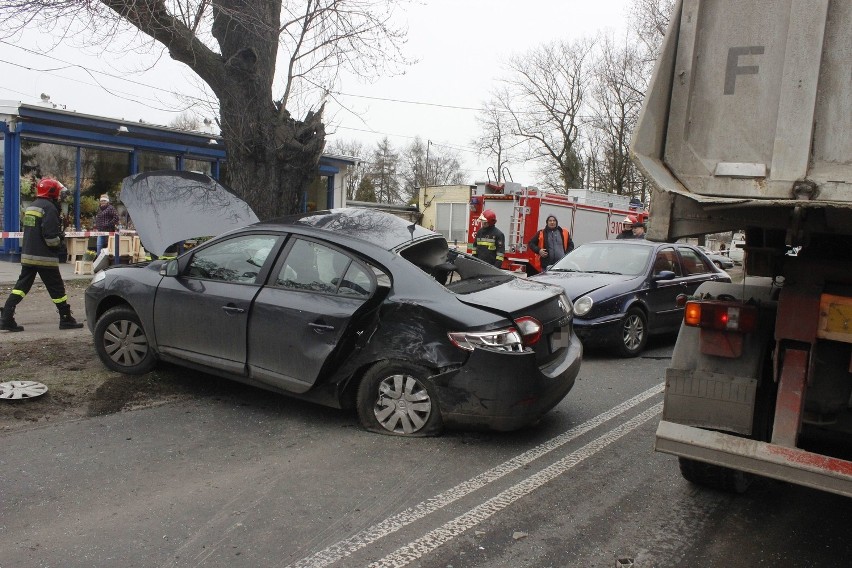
[655, 420, 852, 498]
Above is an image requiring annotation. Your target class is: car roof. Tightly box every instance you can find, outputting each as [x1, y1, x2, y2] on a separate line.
[255, 207, 439, 252]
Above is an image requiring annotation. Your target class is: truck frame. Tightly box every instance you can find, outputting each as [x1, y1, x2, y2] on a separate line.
[632, 0, 852, 497]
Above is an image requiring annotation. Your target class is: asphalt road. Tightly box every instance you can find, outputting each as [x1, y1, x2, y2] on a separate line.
[3, 332, 851, 568]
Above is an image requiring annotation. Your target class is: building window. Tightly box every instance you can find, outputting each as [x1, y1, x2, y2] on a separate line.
[184, 158, 213, 175]
[139, 151, 177, 172]
[436, 202, 467, 245]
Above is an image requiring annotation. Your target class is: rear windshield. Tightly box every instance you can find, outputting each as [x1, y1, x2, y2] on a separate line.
[399, 236, 514, 293]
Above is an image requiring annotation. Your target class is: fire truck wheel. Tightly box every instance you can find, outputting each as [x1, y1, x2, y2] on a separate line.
[356, 361, 443, 437]
[677, 457, 753, 494]
[617, 307, 647, 357]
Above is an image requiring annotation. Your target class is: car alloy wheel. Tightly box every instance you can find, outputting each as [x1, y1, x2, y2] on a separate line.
[94, 306, 157, 374]
[357, 361, 442, 436]
[618, 307, 648, 357]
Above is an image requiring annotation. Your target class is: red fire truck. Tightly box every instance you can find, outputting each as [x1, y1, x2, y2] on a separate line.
[467, 180, 643, 273]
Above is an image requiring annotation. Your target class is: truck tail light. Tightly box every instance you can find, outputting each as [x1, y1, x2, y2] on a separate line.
[684, 301, 758, 333]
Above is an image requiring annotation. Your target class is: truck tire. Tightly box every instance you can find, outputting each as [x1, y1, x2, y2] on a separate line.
[678, 457, 753, 494]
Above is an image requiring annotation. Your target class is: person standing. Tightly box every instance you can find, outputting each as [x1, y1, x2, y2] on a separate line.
[472, 209, 505, 268]
[631, 219, 647, 239]
[1, 178, 84, 331]
[94, 193, 119, 254]
[616, 215, 636, 239]
[528, 215, 574, 273]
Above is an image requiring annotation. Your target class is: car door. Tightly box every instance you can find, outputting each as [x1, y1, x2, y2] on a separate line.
[677, 245, 722, 294]
[246, 237, 376, 393]
[153, 233, 281, 376]
[644, 246, 688, 331]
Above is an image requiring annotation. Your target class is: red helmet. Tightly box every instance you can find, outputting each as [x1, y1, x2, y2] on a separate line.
[482, 209, 497, 225]
[623, 215, 636, 226]
[36, 178, 63, 200]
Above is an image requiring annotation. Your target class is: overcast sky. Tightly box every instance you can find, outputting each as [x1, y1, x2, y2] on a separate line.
[0, 0, 634, 186]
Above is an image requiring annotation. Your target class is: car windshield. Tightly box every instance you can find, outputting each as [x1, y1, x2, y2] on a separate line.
[549, 242, 652, 276]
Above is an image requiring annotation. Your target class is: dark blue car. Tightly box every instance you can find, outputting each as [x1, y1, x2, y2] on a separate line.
[532, 240, 731, 357]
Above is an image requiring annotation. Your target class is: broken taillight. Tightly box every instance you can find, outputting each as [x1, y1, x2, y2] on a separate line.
[684, 301, 758, 333]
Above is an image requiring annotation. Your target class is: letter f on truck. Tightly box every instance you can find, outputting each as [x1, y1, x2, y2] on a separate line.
[724, 46, 765, 94]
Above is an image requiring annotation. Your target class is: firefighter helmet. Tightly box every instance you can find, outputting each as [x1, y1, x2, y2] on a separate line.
[482, 209, 497, 225]
[36, 178, 64, 200]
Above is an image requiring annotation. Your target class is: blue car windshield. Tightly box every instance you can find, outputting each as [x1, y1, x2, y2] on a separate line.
[550, 243, 652, 276]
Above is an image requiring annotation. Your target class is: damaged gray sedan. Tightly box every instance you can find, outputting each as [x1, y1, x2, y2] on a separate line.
[86, 177, 581, 436]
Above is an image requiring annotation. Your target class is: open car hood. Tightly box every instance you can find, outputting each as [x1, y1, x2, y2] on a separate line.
[120, 170, 258, 257]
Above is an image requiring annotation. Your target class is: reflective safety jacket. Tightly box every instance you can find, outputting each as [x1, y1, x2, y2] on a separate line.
[528, 226, 573, 272]
[21, 197, 62, 267]
[472, 224, 505, 268]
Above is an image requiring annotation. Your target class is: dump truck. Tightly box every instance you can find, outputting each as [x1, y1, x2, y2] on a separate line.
[632, 0, 852, 497]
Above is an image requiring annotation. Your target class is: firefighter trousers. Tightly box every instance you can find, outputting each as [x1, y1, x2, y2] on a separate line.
[3, 264, 70, 314]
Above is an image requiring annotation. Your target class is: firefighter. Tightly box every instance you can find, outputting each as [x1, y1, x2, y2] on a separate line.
[616, 215, 636, 239]
[472, 209, 505, 268]
[0, 178, 84, 332]
[528, 214, 574, 273]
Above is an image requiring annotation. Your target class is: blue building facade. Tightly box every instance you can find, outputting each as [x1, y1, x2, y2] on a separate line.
[0, 100, 355, 259]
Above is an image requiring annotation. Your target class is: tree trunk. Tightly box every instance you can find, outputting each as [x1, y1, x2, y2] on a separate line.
[209, 1, 325, 221]
[217, 87, 325, 221]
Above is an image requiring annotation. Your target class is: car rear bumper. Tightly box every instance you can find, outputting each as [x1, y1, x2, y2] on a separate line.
[435, 331, 582, 431]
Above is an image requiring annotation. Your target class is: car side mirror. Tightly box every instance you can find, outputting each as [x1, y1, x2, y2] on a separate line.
[161, 259, 180, 277]
[652, 270, 677, 282]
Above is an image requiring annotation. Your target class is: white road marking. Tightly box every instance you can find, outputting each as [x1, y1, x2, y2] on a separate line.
[369, 402, 664, 568]
[285, 383, 664, 568]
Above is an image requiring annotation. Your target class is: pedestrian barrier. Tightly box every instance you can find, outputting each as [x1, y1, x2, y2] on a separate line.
[2, 231, 140, 264]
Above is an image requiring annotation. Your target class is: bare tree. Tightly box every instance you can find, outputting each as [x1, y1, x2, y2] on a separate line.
[368, 137, 402, 204]
[497, 39, 596, 193]
[0, 1, 409, 220]
[629, 0, 675, 60]
[399, 137, 465, 202]
[169, 111, 204, 131]
[472, 95, 518, 183]
[589, 35, 649, 199]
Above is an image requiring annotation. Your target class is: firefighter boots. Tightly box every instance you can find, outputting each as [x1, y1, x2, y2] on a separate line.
[0, 306, 24, 332]
[58, 304, 84, 330]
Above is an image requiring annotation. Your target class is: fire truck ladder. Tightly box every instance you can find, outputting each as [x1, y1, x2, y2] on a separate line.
[509, 186, 531, 253]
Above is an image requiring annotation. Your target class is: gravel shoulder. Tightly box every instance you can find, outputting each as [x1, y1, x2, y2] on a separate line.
[0, 280, 197, 432]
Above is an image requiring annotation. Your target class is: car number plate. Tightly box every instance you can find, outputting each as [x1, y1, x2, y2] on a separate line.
[550, 330, 571, 350]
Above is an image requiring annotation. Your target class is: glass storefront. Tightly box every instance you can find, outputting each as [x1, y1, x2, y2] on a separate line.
[139, 151, 177, 172]
[20, 140, 131, 229]
[184, 158, 213, 176]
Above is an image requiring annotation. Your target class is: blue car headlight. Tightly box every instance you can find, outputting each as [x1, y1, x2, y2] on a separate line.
[573, 295, 593, 317]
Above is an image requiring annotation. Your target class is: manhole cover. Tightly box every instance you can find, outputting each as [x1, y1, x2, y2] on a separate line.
[0, 381, 49, 400]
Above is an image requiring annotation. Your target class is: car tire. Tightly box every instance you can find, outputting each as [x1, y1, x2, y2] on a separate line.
[678, 457, 753, 494]
[713, 260, 723, 268]
[94, 306, 157, 374]
[356, 361, 443, 437]
[617, 307, 647, 357]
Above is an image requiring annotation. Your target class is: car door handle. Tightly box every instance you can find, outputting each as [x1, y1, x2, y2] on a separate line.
[309, 322, 335, 333]
[222, 305, 246, 315]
